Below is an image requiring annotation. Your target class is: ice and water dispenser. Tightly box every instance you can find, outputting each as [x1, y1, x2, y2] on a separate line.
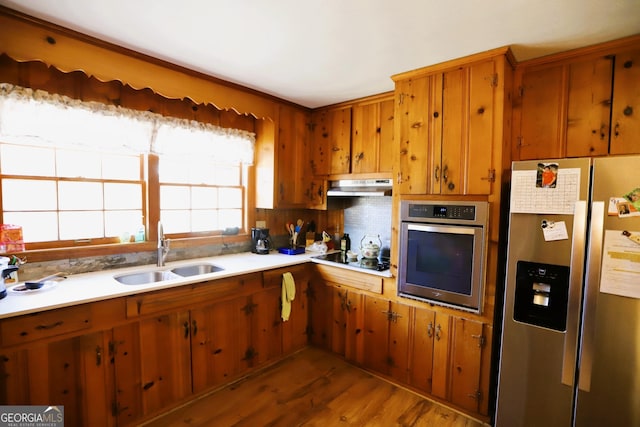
[514, 261, 570, 331]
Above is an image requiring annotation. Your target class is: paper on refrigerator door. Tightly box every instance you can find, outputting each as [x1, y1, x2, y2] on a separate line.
[600, 230, 640, 299]
[510, 168, 581, 214]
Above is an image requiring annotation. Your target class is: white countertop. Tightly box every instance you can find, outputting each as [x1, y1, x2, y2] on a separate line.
[0, 250, 392, 319]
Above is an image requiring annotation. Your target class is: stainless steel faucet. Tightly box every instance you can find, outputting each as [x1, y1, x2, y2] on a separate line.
[157, 221, 170, 267]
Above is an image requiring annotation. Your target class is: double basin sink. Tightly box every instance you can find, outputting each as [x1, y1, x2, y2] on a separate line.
[114, 262, 224, 285]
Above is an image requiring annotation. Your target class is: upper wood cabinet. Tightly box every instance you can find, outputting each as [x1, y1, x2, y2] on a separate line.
[393, 48, 514, 195]
[256, 104, 326, 209]
[513, 36, 640, 160]
[310, 106, 352, 175]
[309, 94, 394, 177]
[351, 98, 395, 174]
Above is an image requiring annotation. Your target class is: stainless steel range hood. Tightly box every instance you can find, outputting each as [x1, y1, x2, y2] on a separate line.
[326, 178, 393, 196]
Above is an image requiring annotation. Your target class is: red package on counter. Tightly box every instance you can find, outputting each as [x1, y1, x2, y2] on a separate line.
[0, 224, 25, 252]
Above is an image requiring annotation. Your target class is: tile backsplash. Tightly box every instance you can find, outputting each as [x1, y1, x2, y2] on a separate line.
[332, 196, 392, 260]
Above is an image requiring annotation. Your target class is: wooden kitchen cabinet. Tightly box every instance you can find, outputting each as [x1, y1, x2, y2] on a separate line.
[310, 96, 394, 178]
[111, 311, 193, 423]
[351, 97, 395, 174]
[0, 301, 120, 426]
[409, 306, 452, 399]
[310, 106, 352, 176]
[394, 48, 513, 195]
[610, 48, 640, 154]
[135, 311, 193, 417]
[449, 316, 488, 414]
[513, 37, 640, 160]
[308, 276, 334, 350]
[394, 74, 435, 195]
[273, 266, 311, 354]
[256, 104, 326, 209]
[330, 286, 364, 364]
[0, 266, 310, 426]
[306, 262, 492, 419]
[0, 331, 114, 426]
[115, 272, 287, 423]
[189, 296, 250, 394]
[189, 288, 284, 394]
[409, 308, 491, 416]
[362, 295, 411, 381]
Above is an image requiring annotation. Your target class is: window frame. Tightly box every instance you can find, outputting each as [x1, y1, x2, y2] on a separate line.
[0, 141, 252, 262]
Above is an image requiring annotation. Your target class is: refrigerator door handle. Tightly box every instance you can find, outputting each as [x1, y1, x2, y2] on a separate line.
[562, 200, 588, 386]
[577, 201, 605, 392]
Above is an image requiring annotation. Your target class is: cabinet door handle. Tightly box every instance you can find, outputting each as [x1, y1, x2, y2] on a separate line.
[442, 165, 449, 183]
[427, 322, 434, 338]
[480, 169, 496, 182]
[183, 321, 190, 339]
[435, 324, 442, 341]
[614, 122, 620, 137]
[192, 320, 198, 336]
[96, 345, 102, 366]
[471, 334, 486, 347]
[434, 165, 440, 182]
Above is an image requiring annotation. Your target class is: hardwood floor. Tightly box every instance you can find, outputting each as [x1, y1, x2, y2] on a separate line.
[142, 347, 486, 427]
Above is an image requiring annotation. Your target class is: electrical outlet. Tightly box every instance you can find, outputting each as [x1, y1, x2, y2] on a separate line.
[256, 220, 266, 228]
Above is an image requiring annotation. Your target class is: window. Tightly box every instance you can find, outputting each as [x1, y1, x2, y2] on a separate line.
[1, 143, 144, 244]
[0, 84, 255, 250]
[159, 155, 244, 234]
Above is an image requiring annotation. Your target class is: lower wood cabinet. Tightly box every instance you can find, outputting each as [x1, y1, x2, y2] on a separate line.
[0, 265, 311, 427]
[308, 274, 492, 419]
[0, 331, 114, 427]
[409, 306, 452, 399]
[362, 295, 411, 382]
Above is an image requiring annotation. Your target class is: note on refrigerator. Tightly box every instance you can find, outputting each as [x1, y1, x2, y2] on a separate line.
[600, 230, 640, 299]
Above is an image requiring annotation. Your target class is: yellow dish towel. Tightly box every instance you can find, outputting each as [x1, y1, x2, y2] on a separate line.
[281, 272, 296, 321]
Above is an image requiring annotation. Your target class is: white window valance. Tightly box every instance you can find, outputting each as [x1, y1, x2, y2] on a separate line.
[0, 83, 256, 164]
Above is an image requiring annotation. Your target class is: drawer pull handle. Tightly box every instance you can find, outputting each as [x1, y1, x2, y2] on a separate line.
[143, 381, 155, 391]
[35, 321, 64, 330]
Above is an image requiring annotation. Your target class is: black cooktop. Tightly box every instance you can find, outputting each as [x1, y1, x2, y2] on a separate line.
[313, 252, 390, 272]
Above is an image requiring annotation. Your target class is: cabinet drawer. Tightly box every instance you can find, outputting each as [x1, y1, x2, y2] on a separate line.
[125, 273, 262, 318]
[314, 264, 383, 294]
[262, 264, 309, 289]
[1, 305, 92, 347]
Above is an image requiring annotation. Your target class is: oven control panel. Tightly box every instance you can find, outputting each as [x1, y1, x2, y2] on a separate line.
[407, 203, 476, 220]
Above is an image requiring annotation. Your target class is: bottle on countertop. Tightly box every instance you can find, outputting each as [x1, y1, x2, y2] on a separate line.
[135, 224, 146, 242]
[340, 233, 351, 252]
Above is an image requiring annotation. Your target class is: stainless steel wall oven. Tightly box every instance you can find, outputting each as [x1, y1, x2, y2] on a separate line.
[397, 200, 489, 313]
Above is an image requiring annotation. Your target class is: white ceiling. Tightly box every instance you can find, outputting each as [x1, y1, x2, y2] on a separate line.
[2, 0, 640, 108]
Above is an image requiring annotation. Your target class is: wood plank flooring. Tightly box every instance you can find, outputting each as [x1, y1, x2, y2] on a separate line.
[142, 347, 486, 427]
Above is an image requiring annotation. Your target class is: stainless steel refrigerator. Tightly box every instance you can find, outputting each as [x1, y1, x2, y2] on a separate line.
[495, 155, 640, 427]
